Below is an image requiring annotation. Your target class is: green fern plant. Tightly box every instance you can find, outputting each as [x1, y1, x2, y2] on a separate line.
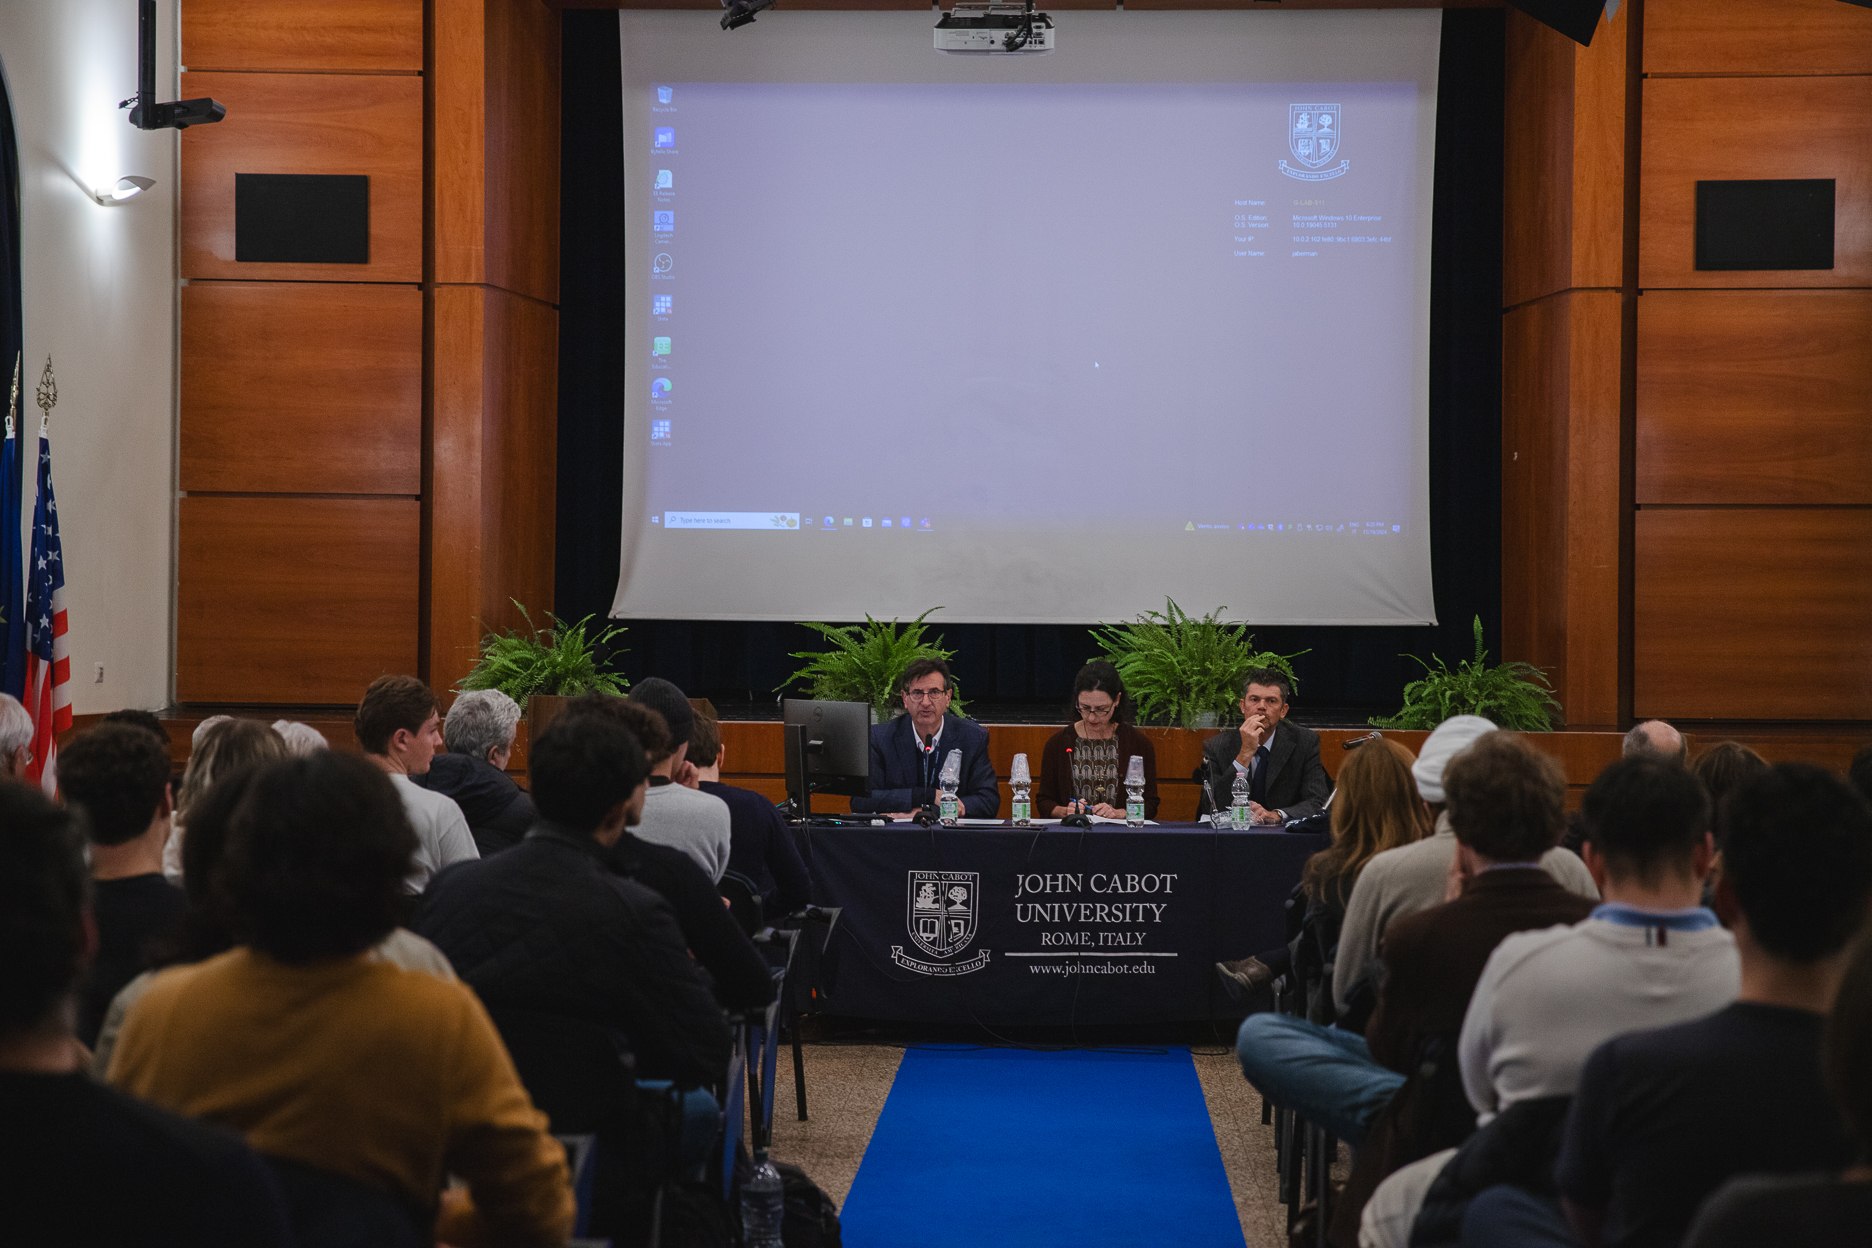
[781, 609, 963, 719]
[1371, 615, 1560, 731]
[1089, 599, 1306, 728]
[458, 602, 630, 702]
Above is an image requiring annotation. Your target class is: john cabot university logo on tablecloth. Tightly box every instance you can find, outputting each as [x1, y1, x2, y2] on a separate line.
[892, 870, 991, 976]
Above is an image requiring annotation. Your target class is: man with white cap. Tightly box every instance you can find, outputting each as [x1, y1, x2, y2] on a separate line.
[1332, 716, 1598, 1021]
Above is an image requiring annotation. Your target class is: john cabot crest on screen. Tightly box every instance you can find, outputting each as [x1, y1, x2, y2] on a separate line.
[1280, 103, 1350, 181]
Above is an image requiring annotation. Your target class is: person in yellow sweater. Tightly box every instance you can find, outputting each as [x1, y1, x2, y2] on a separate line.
[109, 751, 574, 1248]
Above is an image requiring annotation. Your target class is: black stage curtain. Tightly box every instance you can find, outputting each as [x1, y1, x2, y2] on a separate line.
[0, 70, 22, 486]
[556, 10, 1505, 720]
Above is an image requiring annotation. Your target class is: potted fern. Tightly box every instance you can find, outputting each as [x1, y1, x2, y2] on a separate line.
[459, 603, 630, 739]
[1371, 615, 1560, 731]
[1089, 599, 1305, 728]
[781, 609, 963, 719]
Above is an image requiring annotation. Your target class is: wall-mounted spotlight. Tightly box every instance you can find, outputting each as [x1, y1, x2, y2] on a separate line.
[91, 176, 156, 206]
[721, 0, 778, 31]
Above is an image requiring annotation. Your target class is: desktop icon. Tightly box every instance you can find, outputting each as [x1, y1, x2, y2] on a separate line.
[920, 517, 931, 529]
[655, 169, 673, 191]
[651, 419, 672, 443]
[654, 127, 675, 149]
[862, 518, 873, 528]
[901, 516, 912, 530]
[652, 253, 674, 274]
[653, 294, 672, 316]
[651, 378, 673, 399]
[843, 517, 853, 527]
[653, 210, 674, 233]
[656, 86, 673, 105]
[824, 516, 836, 529]
[652, 337, 671, 356]
[882, 518, 892, 528]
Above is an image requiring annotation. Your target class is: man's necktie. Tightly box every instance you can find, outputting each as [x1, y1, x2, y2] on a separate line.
[1249, 744, 1270, 806]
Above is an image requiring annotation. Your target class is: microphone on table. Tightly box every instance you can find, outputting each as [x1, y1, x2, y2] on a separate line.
[1342, 731, 1383, 751]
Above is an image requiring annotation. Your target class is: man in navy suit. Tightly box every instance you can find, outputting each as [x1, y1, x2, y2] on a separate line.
[851, 659, 1000, 819]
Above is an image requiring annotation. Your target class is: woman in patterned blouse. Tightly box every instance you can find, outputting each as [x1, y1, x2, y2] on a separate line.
[1036, 661, 1160, 820]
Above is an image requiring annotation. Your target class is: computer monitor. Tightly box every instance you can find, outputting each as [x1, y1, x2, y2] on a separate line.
[781, 698, 873, 818]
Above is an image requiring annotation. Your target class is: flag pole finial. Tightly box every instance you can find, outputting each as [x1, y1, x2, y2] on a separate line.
[6, 353, 18, 438]
[34, 356, 56, 426]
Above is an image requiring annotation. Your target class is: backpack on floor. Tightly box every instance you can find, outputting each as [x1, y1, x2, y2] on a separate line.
[773, 1160, 842, 1248]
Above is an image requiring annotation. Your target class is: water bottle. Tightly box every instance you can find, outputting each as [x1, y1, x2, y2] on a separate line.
[1010, 752, 1033, 826]
[1124, 754, 1146, 826]
[1230, 768, 1252, 830]
[938, 749, 963, 825]
[740, 1149, 785, 1248]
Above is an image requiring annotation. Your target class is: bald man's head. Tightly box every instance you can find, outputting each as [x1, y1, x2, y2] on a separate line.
[1623, 719, 1687, 766]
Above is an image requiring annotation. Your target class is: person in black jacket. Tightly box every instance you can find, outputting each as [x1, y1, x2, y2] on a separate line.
[688, 714, 812, 921]
[415, 704, 732, 1088]
[1200, 667, 1332, 824]
[416, 689, 536, 856]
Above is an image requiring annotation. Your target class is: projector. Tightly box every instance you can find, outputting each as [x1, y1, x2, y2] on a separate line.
[934, 3, 1055, 54]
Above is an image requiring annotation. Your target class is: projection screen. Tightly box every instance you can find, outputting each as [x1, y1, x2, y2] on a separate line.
[612, 9, 1442, 626]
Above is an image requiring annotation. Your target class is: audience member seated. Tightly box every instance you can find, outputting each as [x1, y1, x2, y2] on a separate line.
[1200, 667, 1332, 825]
[109, 752, 573, 1247]
[0, 783, 293, 1246]
[1326, 733, 1597, 1242]
[1621, 719, 1687, 765]
[1690, 741, 1768, 832]
[851, 658, 1001, 820]
[1684, 924, 1872, 1248]
[355, 675, 479, 893]
[1360, 755, 1741, 1248]
[58, 724, 187, 1050]
[101, 707, 169, 743]
[1236, 733, 1584, 1148]
[269, 719, 329, 755]
[415, 707, 735, 1088]
[0, 692, 34, 778]
[1850, 742, 1872, 806]
[1036, 660, 1161, 820]
[628, 676, 733, 881]
[562, 695, 776, 1013]
[93, 763, 455, 1076]
[1334, 717, 1597, 1023]
[1219, 735, 1427, 1002]
[163, 718, 289, 883]
[416, 689, 536, 856]
[689, 712, 813, 920]
[1451, 763, 1872, 1248]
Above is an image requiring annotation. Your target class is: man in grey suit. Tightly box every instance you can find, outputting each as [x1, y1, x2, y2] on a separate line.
[1200, 667, 1332, 825]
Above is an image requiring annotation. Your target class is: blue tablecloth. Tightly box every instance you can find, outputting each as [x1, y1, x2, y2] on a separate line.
[799, 822, 1326, 1025]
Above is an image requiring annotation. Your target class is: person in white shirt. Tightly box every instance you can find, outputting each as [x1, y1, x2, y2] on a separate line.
[354, 675, 479, 893]
[626, 677, 731, 883]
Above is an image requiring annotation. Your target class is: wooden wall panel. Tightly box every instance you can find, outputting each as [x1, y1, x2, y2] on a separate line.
[180, 283, 423, 495]
[177, 497, 421, 704]
[428, 286, 560, 695]
[1645, 0, 1872, 78]
[1502, 10, 1628, 306]
[181, 0, 424, 73]
[1636, 290, 1872, 505]
[434, 0, 563, 302]
[1634, 509, 1872, 720]
[179, 72, 424, 282]
[1640, 75, 1872, 289]
[1502, 291, 1624, 728]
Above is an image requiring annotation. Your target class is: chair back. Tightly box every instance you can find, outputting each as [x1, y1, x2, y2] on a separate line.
[720, 870, 764, 935]
[263, 1156, 426, 1248]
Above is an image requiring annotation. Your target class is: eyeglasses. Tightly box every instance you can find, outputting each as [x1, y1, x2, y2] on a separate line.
[904, 688, 950, 702]
[1076, 702, 1116, 718]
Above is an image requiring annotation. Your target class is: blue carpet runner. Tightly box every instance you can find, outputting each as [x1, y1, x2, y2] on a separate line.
[840, 1046, 1245, 1248]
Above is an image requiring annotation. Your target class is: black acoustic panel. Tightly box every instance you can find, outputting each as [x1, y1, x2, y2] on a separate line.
[234, 173, 370, 265]
[1695, 179, 1836, 272]
[1506, 0, 1605, 45]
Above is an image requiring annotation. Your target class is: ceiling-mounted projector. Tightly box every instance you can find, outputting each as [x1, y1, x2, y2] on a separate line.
[935, 2, 1055, 54]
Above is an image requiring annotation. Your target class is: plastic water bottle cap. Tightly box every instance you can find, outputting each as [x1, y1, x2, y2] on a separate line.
[1010, 752, 1032, 784]
[1125, 754, 1145, 785]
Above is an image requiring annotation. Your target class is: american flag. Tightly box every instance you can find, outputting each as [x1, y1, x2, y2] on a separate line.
[24, 419, 68, 793]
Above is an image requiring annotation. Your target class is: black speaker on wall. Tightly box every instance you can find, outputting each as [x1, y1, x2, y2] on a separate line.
[234, 173, 370, 265]
[1695, 180, 1836, 272]
[1506, 0, 1607, 46]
